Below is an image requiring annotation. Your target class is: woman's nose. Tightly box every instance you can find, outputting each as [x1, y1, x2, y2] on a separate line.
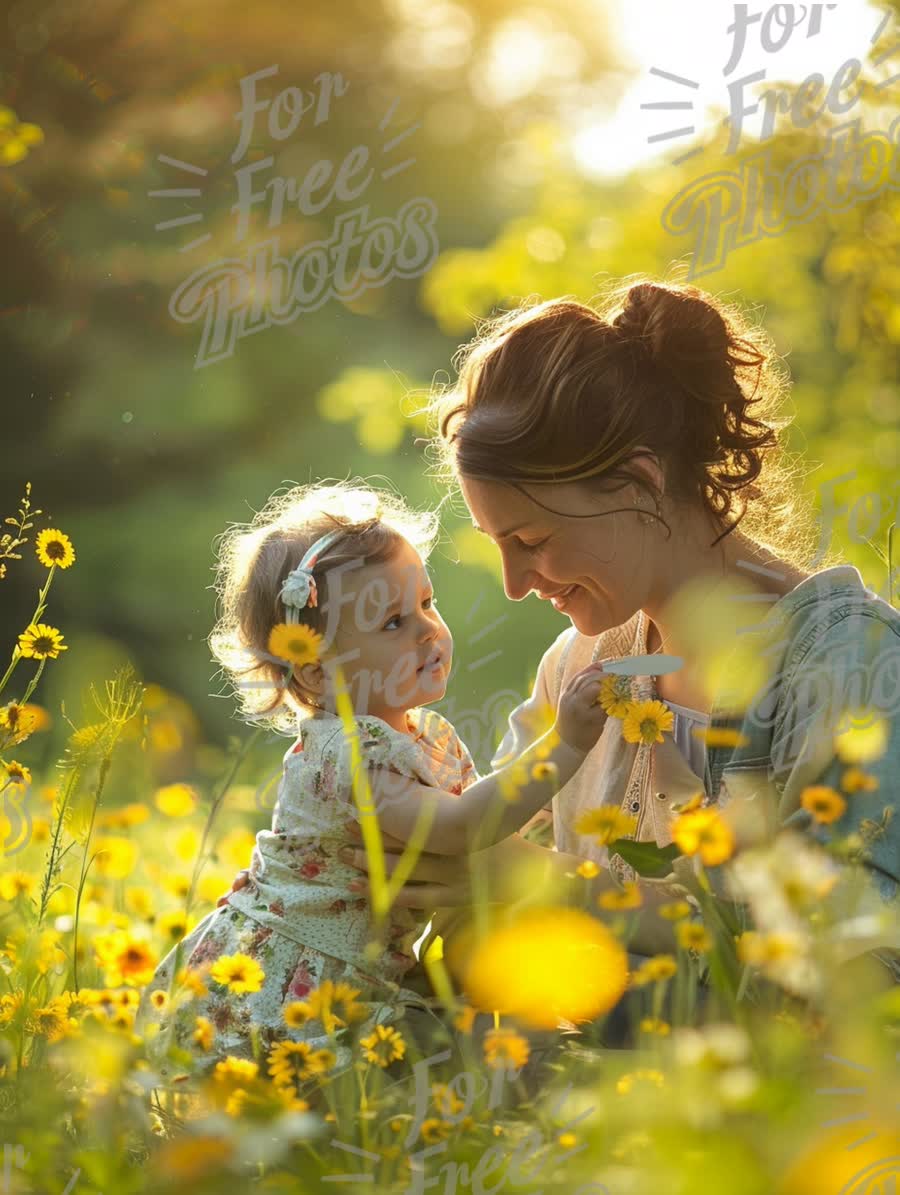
[501, 557, 537, 602]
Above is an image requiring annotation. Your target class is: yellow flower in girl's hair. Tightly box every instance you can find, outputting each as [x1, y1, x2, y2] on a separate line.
[268, 623, 323, 668]
[621, 700, 674, 746]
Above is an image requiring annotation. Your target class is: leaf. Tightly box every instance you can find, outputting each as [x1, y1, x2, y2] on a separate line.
[607, 838, 682, 878]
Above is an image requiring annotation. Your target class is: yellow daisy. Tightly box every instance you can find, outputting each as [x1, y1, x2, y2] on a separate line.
[93, 932, 158, 987]
[676, 921, 713, 953]
[672, 808, 735, 866]
[530, 761, 559, 783]
[0, 702, 46, 745]
[658, 900, 693, 921]
[621, 700, 674, 746]
[639, 1017, 671, 1036]
[2, 760, 32, 789]
[800, 785, 847, 825]
[483, 1028, 530, 1071]
[17, 623, 67, 661]
[154, 782, 199, 817]
[283, 979, 368, 1035]
[0, 872, 35, 901]
[193, 1016, 215, 1050]
[420, 1118, 453, 1144]
[598, 881, 643, 910]
[360, 1024, 406, 1067]
[841, 767, 879, 794]
[149, 990, 169, 1011]
[214, 1057, 259, 1085]
[597, 674, 635, 718]
[575, 806, 638, 846]
[268, 1040, 335, 1088]
[268, 623, 323, 668]
[209, 953, 265, 994]
[35, 529, 76, 570]
[575, 860, 600, 879]
[630, 955, 678, 986]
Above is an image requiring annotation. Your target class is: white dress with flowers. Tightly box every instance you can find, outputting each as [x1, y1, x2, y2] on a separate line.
[135, 707, 478, 1077]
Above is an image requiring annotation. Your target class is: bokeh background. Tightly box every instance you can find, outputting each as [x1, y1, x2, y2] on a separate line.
[3, 0, 899, 793]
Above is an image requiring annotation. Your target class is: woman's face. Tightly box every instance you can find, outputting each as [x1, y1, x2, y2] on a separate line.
[458, 474, 658, 639]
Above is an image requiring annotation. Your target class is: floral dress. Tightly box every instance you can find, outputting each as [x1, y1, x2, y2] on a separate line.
[135, 707, 479, 1077]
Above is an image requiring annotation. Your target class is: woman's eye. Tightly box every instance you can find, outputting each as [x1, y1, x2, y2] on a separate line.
[518, 539, 547, 553]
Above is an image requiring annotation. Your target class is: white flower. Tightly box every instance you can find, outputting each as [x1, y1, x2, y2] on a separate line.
[281, 567, 315, 610]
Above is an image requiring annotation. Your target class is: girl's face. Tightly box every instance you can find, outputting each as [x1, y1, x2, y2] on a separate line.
[458, 474, 656, 639]
[304, 537, 453, 723]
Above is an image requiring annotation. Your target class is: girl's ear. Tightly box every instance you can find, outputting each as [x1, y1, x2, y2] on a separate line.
[295, 660, 326, 698]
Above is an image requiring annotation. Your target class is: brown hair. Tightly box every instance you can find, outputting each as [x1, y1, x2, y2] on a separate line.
[425, 275, 839, 569]
[208, 480, 440, 735]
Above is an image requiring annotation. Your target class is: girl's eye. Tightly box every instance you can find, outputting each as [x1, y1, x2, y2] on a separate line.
[383, 596, 435, 630]
[518, 539, 547, 553]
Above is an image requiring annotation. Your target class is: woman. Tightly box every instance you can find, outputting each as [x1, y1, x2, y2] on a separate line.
[230, 279, 900, 1001]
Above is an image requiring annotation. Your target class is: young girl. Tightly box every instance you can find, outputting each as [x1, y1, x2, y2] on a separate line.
[135, 481, 608, 1078]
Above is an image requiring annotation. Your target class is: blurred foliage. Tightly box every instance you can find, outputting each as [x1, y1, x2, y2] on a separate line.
[0, 0, 898, 779]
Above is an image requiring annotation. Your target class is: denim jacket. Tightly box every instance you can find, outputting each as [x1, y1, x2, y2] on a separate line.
[490, 565, 900, 970]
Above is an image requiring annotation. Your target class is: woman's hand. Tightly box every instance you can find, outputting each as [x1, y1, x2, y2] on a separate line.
[554, 661, 610, 754]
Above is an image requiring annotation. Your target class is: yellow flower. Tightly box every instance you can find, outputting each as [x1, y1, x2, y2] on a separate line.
[360, 1024, 406, 1067]
[35, 529, 76, 570]
[621, 700, 674, 746]
[176, 967, 210, 998]
[498, 763, 530, 803]
[800, 785, 847, 825]
[283, 980, 368, 1034]
[267, 1040, 335, 1089]
[431, 1082, 466, 1118]
[841, 766, 879, 794]
[453, 1004, 477, 1034]
[268, 623, 323, 668]
[598, 881, 643, 910]
[598, 674, 635, 718]
[691, 727, 749, 749]
[576, 860, 600, 879]
[209, 953, 265, 994]
[420, 1118, 453, 1144]
[0, 107, 44, 165]
[575, 806, 638, 846]
[149, 990, 169, 1011]
[214, 1057, 259, 1085]
[530, 761, 558, 783]
[158, 910, 188, 942]
[630, 955, 678, 986]
[17, 623, 68, 661]
[557, 1132, 578, 1148]
[92, 836, 138, 880]
[193, 1016, 215, 1050]
[0, 702, 47, 745]
[834, 711, 889, 764]
[29, 998, 76, 1043]
[456, 907, 628, 1030]
[672, 808, 735, 866]
[676, 921, 713, 953]
[2, 760, 32, 789]
[639, 1017, 671, 1036]
[93, 932, 157, 987]
[154, 783, 199, 817]
[0, 872, 35, 901]
[616, 1068, 665, 1095]
[483, 1028, 530, 1071]
[659, 900, 693, 920]
[736, 930, 804, 965]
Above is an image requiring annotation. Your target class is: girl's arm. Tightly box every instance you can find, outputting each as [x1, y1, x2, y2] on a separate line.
[361, 663, 609, 855]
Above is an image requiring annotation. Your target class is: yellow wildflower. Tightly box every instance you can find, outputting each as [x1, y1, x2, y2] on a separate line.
[658, 900, 693, 920]
[597, 674, 635, 718]
[575, 806, 638, 845]
[209, 953, 265, 994]
[268, 623, 323, 668]
[360, 1024, 406, 1067]
[193, 1016, 215, 1050]
[676, 921, 713, 953]
[483, 1028, 530, 1071]
[621, 700, 674, 746]
[267, 1039, 335, 1089]
[800, 785, 847, 825]
[598, 881, 643, 910]
[630, 955, 678, 986]
[576, 860, 600, 879]
[17, 623, 67, 660]
[841, 767, 879, 794]
[35, 529, 76, 569]
[672, 807, 735, 866]
[639, 1018, 671, 1036]
[154, 783, 199, 818]
[2, 760, 31, 789]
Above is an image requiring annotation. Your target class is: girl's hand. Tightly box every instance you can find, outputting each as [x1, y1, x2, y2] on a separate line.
[216, 870, 249, 907]
[554, 661, 610, 754]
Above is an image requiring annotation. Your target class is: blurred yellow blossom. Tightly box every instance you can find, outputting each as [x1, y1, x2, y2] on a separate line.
[154, 783, 199, 818]
[483, 1027, 530, 1070]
